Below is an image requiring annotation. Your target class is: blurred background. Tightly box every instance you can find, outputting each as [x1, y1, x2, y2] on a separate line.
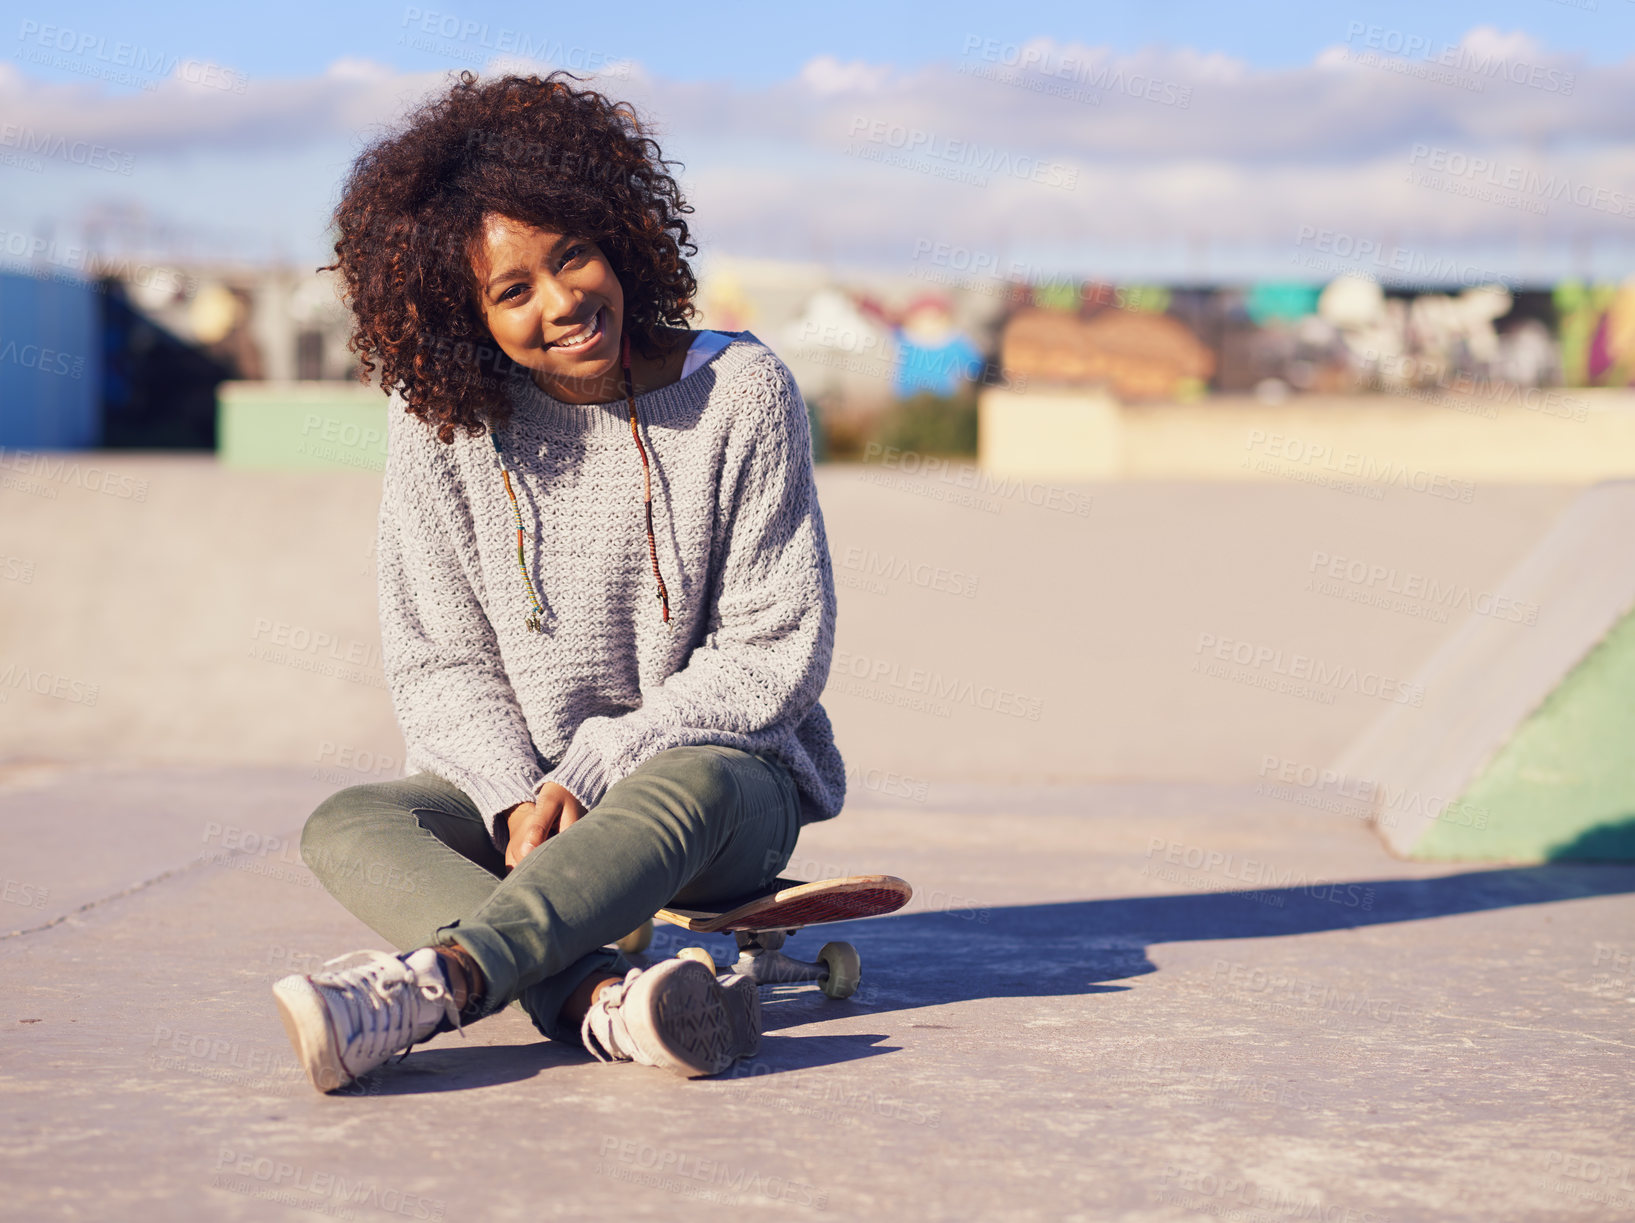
[4, 0, 1635, 863]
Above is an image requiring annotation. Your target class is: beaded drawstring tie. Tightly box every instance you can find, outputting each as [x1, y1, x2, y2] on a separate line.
[620, 330, 671, 625]
[490, 328, 671, 634]
[490, 430, 547, 633]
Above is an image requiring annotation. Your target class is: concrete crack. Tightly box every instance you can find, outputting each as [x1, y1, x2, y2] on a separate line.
[0, 857, 212, 941]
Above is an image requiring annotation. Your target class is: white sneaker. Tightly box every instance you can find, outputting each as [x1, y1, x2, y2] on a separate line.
[273, 948, 462, 1093]
[581, 957, 760, 1078]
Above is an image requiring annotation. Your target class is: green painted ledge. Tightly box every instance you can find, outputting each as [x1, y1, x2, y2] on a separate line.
[217, 381, 389, 472]
[1418, 607, 1635, 862]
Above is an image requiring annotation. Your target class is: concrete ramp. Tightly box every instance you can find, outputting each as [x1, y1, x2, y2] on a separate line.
[1335, 481, 1635, 861]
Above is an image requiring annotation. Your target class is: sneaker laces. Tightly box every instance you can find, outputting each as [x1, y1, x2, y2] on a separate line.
[581, 968, 644, 1064]
[315, 950, 463, 1072]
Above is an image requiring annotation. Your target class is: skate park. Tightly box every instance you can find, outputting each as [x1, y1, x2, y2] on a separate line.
[4, 430, 1632, 1219]
[6, 4, 1635, 1213]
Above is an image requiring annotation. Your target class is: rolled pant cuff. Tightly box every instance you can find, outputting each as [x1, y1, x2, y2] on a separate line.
[438, 920, 624, 1042]
[435, 919, 522, 1016]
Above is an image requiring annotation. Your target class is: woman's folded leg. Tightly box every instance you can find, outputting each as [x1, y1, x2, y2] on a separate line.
[299, 769, 510, 954]
[297, 747, 802, 1046]
[444, 744, 802, 1042]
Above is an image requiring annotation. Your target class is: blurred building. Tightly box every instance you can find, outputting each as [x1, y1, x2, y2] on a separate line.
[0, 256, 362, 452]
[0, 270, 99, 448]
[9, 241, 1634, 464]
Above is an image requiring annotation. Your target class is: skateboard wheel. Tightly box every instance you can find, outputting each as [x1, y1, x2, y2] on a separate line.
[816, 941, 860, 999]
[614, 920, 653, 955]
[678, 946, 717, 971]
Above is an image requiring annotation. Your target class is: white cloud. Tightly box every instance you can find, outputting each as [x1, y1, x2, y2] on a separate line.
[4, 30, 1632, 273]
[798, 55, 893, 96]
[1458, 25, 1550, 62]
[322, 57, 399, 83]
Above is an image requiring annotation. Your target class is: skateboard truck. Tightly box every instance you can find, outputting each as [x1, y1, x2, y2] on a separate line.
[676, 929, 862, 998]
[730, 928, 858, 990]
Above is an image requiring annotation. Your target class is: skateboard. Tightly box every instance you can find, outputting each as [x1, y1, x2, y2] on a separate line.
[613, 875, 912, 999]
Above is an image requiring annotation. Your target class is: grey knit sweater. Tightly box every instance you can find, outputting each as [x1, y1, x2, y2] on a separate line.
[376, 330, 845, 851]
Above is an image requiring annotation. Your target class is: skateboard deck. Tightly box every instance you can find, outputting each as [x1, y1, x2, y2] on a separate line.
[614, 875, 912, 998]
[656, 875, 912, 933]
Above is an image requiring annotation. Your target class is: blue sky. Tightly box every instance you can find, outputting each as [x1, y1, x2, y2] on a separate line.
[4, 3, 1634, 281]
[15, 0, 1635, 85]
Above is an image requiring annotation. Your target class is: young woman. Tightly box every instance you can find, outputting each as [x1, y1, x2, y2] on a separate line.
[272, 70, 844, 1091]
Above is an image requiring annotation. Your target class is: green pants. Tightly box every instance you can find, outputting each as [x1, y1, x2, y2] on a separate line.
[300, 745, 802, 1043]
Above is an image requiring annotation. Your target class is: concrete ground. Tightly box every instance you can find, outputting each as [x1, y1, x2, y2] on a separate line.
[0, 456, 1585, 785]
[2, 455, 1632, 1219]
[3, 764, 1631, 1221]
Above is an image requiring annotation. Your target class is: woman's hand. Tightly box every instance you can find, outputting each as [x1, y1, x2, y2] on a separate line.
[504, 783, 585, 871]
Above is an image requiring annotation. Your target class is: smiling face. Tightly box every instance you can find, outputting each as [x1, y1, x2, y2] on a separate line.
[470, 213, 626, 404]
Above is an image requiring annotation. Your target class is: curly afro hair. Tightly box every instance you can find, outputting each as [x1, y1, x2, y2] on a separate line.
[325, 70, 698, 443]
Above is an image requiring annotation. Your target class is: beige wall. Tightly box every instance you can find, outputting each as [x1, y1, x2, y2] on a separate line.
[981, 387, 1635, 484]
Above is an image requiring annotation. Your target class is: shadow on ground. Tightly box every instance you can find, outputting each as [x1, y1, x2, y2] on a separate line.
[338, 862, 1635, 1090]
[1550, 815, 1635, 861]
[732, 861, 1635, 1047]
